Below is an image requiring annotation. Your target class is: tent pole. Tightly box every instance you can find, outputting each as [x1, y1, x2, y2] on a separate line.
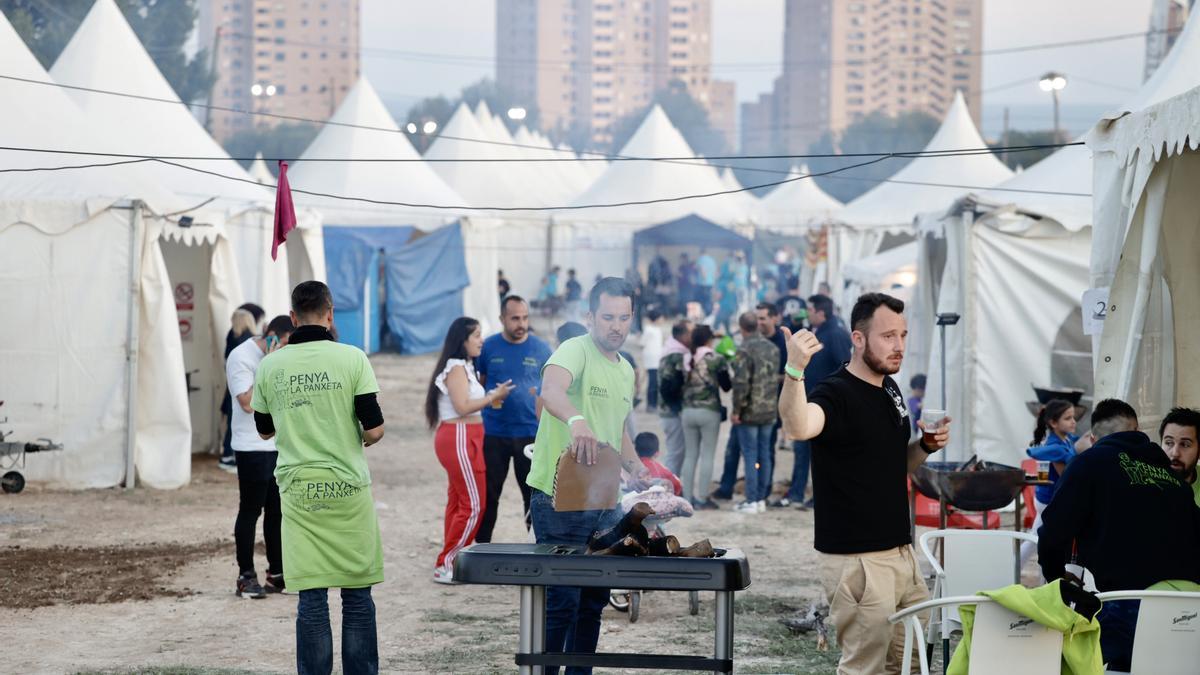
[124, 203, 145, 490]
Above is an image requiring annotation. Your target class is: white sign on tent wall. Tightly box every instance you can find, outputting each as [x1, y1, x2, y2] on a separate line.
[1082, 288, 1110, 336]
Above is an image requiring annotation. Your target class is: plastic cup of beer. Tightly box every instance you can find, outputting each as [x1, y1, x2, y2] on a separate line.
[491, 396, 503, 409]
[921, 409, 946, 445]
[1037, 460, 1050, 481]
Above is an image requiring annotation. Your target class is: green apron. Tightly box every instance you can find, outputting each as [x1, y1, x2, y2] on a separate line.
[280, 467, 384, 591]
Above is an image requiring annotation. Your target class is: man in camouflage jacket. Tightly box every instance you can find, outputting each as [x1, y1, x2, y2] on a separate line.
[730, 311, 781, 512]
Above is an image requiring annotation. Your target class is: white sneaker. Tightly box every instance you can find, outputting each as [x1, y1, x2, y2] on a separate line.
[432, 566, 456, 585]
[756, 500, 767, 513]
[734, 501, 759, 514]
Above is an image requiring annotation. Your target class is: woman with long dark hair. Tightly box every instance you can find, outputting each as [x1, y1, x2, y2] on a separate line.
[1020, 398, 1081, 567]
[679, 324, 731, 510]
[425, 317, 514, 584]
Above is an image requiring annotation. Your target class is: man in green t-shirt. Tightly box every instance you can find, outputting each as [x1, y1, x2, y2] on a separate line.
[252, 281, 385, 675]
[527, 276, 651, 670]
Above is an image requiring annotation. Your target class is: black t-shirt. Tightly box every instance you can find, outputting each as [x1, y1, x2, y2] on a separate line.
[809, 367, 913, 554]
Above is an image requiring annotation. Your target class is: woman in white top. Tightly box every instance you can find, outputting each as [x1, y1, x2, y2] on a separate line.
[424, 317, 514, 584]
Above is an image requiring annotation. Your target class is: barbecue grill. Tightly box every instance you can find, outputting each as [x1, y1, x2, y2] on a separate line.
[454, 542, 751, 674]
[911, 461, 1027, 513]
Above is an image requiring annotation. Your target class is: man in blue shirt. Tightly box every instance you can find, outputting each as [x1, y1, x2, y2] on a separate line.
[774, 293, 852, 509]
[696, 248, 718, 315]
[476, 295, 553, 542]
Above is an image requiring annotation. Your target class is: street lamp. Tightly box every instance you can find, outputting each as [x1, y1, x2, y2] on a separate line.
[405, 122, 418, 134]
[422, 120, 438, 135]
[506, 106, 527, 121]
[1038, 72, 1067, 143]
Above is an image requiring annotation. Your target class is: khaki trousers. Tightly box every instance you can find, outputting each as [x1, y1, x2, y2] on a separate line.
[818, 545, 930, 674]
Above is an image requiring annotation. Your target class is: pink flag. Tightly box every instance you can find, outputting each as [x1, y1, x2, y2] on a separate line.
[271, 160, 297, 260]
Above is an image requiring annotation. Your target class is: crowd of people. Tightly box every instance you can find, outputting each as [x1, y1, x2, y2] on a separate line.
[212, 270, 1199, 675]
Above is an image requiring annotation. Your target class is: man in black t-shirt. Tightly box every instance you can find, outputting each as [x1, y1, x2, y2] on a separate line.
[779, 293, 950, 674]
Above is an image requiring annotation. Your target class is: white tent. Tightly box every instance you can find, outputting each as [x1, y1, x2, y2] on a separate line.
[248, 153, 274, 184]
[289, 78, 500, 333]
[1088, 85, 1200, 430]
[558, 139, 606, 193]
[513, 126, 581, 206]
[755, 164, 844, 231]
[425, 102, 532, 208]
[291, 77, 465, 229]
[719, 167, 760, 220]
[49, 0, 321, 318]
[915, 144, 1094, 466]
[831, 92, 1013, 304]
[842, 240, 918, 298]
[0, 11, 236, 489]
[566, 105, 748, 226]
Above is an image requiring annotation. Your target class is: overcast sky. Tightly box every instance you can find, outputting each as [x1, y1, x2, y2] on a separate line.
[363, 0, 1155, 134]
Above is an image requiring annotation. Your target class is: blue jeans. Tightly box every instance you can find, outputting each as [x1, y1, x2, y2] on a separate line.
[735, 424, 773, 502]
[297, 586, 378, 675]
[1098, 599, 1139, 672]
[529, 490, 620, 675]
[785, 439, 811, 502]
[716, 432, 741, 497]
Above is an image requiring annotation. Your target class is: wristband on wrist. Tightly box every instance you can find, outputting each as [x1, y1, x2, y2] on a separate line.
[567, 414, 586, 426]
[784, 364, 805, 381]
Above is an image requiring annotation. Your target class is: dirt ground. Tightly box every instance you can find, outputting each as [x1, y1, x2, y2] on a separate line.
[1, 334, 942, 674]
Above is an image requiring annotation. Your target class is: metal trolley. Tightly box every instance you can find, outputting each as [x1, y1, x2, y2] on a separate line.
[454, 542, 751, 674]
[1, 401, 62, 494]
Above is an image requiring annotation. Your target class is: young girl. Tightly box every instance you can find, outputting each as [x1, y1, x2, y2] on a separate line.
[424, 317, 513, 584]
[1020, 398, 1080, 567]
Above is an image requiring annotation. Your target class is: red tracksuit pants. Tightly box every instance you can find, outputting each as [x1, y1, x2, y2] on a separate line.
[434, 422, 487, 570]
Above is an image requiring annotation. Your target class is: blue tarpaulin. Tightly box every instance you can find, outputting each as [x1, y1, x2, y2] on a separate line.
[384, 223, 469, 354]
[323, 224, 467, 354]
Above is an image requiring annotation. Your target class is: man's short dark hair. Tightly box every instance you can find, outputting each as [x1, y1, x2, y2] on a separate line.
[291, 280, 333, 319]
[671, 320, 691, 340]
[646, 308, 662, 322]
[850, 293, 905, 334]
[634, 432, 659, 458]
[556, 321, 588, 343]
[738, 311, 757, 333]
[1090, 398, 1139, 439]
[501, 295, 528, 315]
[756, 302, 778, 317]
[1159, 407, 1200, 439]
[910, 374, 927, 391]
[588, 276, 635, 313]
[265, 315, 295, 337]
[808, 294, 835, 318]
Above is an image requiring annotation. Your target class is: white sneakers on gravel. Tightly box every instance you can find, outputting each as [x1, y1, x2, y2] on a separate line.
[432, 565, 456, 585]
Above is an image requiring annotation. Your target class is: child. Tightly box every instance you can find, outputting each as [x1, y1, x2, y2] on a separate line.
[635, 432, 682, 496]
[1020, 398, 1081, 568]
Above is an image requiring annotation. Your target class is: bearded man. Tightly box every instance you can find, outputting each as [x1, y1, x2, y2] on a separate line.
[779, 293, 951, 675]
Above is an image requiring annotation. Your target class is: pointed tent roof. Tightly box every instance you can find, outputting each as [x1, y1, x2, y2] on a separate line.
[50, 0, 272, 205]
[719, 167, 759, 214]
[248, 153, 274, 184]
[511, 126, 583, 204]
[566, 105, 747, 224]
[838, 92, 1012, 229]
[424, 102, 530, 208]
[0, 8, 177, 207]
[289, 77, 465, 227]
[555, 140, 603, 192]
[756, 164, 844, 229]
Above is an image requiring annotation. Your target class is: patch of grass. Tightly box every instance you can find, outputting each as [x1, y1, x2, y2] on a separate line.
[422, 607, 511, 624]
[734, 592, 803, 616]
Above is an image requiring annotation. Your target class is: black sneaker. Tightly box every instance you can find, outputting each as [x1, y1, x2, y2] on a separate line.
[693, 498, 720, 511]
[710, 490, 733, 500]
[264, 572, 287, 594]
[236, 573, 266, 599]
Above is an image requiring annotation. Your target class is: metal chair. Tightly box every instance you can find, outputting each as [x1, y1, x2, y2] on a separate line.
[918, 529, 1039, 666]
[890, 595, 1064, 675]
[1095, 590, 1200, 675]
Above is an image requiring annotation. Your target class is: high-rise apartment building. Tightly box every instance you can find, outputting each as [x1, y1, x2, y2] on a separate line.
[745, 0, 983, 155]
[1145, 0, 1192, 82]
[496, 0, 732, 148]
[197, 0, 360, 143]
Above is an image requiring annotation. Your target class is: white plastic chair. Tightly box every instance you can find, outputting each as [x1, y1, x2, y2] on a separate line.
[1095, 590, 1200, 675]
[890, 595, 1064, 675]
[919, 529, 1039, 663]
